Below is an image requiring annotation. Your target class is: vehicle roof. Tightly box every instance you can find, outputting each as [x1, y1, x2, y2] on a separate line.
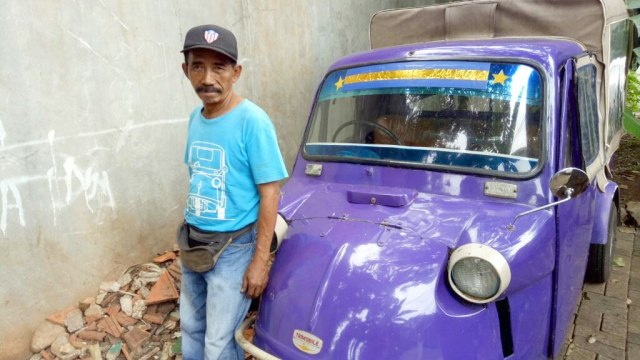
[370, 0, 628, 64]
[329, 38, 585, 74]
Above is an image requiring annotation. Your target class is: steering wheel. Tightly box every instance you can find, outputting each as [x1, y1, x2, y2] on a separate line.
[331, 120, 402, 145]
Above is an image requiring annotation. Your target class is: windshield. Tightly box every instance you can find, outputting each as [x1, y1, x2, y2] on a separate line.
[304, 61, 543, 175]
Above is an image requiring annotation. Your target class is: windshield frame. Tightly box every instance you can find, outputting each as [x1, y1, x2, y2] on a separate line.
[301, 57, 549, 179]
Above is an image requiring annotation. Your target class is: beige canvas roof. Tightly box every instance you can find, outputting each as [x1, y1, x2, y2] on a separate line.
[370, 0, 629, 63]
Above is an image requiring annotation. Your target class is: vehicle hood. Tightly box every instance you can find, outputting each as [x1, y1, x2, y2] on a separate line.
[256, 180, 555, 358]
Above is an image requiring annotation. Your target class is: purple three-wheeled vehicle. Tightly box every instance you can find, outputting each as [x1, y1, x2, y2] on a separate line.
[237, 0, 631, 358]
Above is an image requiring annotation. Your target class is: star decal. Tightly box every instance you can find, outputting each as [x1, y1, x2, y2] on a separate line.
[491, 70, 509, 85]
[335, 76, 345, 91]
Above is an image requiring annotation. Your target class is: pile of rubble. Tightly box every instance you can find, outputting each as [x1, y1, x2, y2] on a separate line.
[29, 251, 183, 360]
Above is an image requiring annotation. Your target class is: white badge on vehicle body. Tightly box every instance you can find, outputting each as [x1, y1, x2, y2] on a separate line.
[293, 329, 323, 355]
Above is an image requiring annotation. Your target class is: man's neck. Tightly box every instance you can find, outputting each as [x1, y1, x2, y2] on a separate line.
[202, 93, 243, 119]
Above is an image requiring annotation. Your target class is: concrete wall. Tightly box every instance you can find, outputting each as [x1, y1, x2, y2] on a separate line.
[0, 0, 448, 358]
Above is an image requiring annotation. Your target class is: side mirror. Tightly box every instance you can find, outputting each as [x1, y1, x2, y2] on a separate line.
[508, 167, 589, 230]
[549, 167, 589, 199]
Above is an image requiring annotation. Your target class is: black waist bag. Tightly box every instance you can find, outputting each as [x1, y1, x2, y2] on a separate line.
[177, 221, 253, 273]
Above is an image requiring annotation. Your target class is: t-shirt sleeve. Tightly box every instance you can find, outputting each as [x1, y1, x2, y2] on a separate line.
[245, 111, 289, 184]
[184, 107, 200, 165]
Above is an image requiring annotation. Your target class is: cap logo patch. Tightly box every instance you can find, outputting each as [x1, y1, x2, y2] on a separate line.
[204, 29, 219, 44]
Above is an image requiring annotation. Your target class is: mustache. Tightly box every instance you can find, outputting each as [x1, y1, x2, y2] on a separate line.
[196, 86, 222, 94]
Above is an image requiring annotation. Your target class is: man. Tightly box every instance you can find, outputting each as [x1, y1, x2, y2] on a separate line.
[179, 24, 288, 360]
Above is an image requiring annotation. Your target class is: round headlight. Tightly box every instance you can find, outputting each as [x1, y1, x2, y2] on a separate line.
[448, 244, 511, 304]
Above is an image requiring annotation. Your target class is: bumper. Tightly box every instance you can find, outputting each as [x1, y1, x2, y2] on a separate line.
[235, 315, 281, 360]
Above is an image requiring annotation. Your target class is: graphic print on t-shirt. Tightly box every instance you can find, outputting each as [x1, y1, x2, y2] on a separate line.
[186, 141, 231, 220]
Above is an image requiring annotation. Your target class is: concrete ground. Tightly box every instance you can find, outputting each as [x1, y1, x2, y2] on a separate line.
[558, 226, 640, 360]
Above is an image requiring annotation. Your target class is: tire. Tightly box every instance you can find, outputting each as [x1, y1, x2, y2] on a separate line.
[584, 203, 617, 283]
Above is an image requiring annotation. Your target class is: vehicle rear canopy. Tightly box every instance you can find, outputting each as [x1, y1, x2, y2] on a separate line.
[370, 0, 630, 167]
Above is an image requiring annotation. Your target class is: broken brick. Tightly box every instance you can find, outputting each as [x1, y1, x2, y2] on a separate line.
[153, 251, 177, 264]
[167, 262, 182, 281]
[46, 306, 76, 326]
[39, 349, 55, 360]
[122, 343, 133, 360]
[142, 312, 165, 325]
[99, 292, 118, 307]
[77, 330, 107, 342]
[114, 312, 138, 327]
[98, 316, 123, 338]
[78, 297, 95, 312]
[145, 272, 179, 305]
[107, 304, 121, 317]
[122, 327, 150, 354]
[68, 333, 86, 349]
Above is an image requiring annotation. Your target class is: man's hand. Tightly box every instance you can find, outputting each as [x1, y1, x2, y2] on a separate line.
[240, 181, 280, 298]
[241, 256, 270, 298]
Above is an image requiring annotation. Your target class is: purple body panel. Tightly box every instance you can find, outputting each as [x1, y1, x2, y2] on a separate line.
[252, 39, 611, 359]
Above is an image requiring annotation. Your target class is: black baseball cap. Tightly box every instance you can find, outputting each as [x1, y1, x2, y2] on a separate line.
[181, 24, 238, 62]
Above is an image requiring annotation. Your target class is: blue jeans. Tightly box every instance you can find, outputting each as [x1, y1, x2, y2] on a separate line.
[180, 227, 256, 360]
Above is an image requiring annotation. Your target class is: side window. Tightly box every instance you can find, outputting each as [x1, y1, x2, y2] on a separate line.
[607, 20, 629, 144]
[575, 64, 600, 166]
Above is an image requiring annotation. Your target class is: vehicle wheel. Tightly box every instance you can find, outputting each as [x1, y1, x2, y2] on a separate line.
[584, 203, 617, 283]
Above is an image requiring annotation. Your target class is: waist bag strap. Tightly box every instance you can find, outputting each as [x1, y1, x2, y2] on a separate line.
[176, 222, 255, 273]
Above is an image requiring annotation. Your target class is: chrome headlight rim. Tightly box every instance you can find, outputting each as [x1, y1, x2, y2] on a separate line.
[447, 243, 511, 304]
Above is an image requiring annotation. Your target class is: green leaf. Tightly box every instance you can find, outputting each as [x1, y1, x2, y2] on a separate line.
[628, 0, 640, 9]
[613, 256, 626, 267]
[630, 14, 640, 31]
[624, 108, 640, 139]
[172, 338, 182, 355]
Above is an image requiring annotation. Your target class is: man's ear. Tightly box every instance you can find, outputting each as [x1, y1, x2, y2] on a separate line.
[232, 64, 243, 83]
[182, 62, 189, 78]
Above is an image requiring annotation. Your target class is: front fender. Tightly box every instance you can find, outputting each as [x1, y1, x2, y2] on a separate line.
[590, 180, 618, 245]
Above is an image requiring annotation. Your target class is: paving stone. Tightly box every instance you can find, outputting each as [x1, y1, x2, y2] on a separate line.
[580, 301, 627, 319]
[604, 273, 629, 300]
[574, 324, 626, 350]
[630, 305, 640, 334]
[628, 331, 640, 345]
[628, 342, 640, 360]
[596, 355, 614, 360]
[619, 226, 636, 234]
[584, 282, 606, 295]
[614, 245, 633, 262]
[575, 311, 602, 329]
[564, 344, 597, 360]
[630, 289, 640, 304]
[601, 313, 626, 337]
[581, 292, 628, 310]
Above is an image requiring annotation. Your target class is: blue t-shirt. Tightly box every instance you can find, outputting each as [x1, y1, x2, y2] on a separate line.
[183, 100, 288, 231]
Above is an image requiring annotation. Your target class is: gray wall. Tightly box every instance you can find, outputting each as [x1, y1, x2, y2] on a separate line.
[0, 0, 446, 358]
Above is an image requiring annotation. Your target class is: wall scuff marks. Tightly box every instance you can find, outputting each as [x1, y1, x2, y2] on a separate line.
[0, 179, 25, 235]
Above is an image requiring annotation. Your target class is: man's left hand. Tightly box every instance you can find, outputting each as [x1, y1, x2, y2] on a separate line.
[241, 257, 269, 298]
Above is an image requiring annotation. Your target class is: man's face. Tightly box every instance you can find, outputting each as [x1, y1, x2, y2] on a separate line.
[182, 49, 241, 107]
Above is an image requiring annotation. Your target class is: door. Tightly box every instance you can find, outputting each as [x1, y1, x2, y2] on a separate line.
[551, 55, 602, 355]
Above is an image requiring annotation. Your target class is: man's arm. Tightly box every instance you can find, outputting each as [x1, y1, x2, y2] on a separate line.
[241, 181, 280, 298]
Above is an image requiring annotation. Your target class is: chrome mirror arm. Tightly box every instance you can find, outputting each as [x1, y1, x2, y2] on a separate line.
[507, 188, 574, 231]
